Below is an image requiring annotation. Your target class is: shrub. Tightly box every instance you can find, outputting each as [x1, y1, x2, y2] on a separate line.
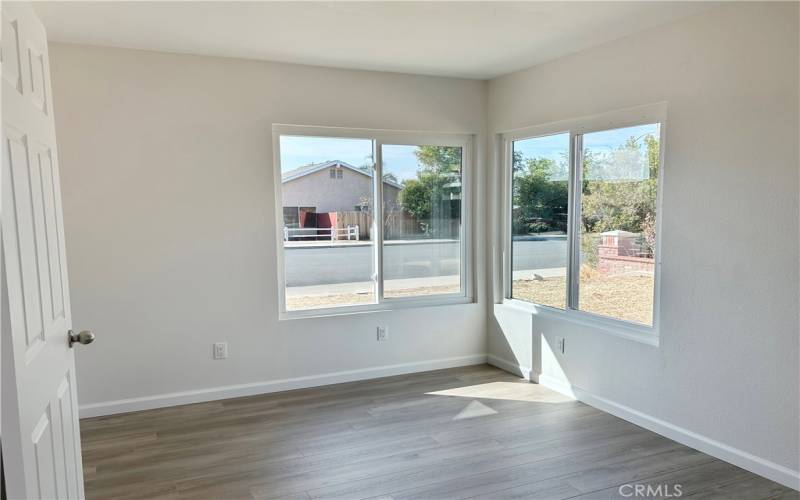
[528, 221, 551, 233]
[581, 232, 601, 268]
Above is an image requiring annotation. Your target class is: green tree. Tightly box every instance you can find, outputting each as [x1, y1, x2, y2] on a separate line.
[414, 146, 462, 173]
[580, 133, 659, 254]
[397, 146, 462, 237]
[512, 154, 569, 234]
[400, 177, 432, 220]
[510, 133, 659, 243]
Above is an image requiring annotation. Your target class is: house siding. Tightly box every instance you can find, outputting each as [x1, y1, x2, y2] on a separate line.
[282, 167, 401, 214]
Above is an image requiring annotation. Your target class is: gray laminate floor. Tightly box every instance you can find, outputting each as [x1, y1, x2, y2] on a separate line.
[80, 364, 798, 499]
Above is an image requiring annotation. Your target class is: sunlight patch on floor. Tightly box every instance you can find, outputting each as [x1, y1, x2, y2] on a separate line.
[427, 381, 574, 403]
[452, 400, 499, 420]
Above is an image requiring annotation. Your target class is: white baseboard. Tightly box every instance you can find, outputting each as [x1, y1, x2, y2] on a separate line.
[79, 354, 487, 419]
[533, 372, 800, 491]
[535, 373, 577, 398]
[487, 354, 532, 380]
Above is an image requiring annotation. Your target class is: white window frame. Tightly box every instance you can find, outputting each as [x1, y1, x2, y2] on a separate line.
[500, 103, 667, 344]
[273, 124, 475, 320]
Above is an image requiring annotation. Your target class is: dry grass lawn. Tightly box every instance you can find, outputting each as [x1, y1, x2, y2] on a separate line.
[287, 284, 460, 311]
[513, 271, 654, 325]
[287, 271, 653, 325]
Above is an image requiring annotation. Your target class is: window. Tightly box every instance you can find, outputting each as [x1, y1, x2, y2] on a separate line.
[282, 206, 315, 228]
[275, 127, 471, 315]
[280, 136, 375, 311]
[507, 119, 662, 329]
[381, 144, 463, 298]
[283, 206, 300, 227]
[511, 133, 570, 309]
[578, 124, 660, 325]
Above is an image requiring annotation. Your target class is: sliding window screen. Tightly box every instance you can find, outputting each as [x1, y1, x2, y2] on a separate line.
[381, 144, 463, 298]
[578, 124, 661, 326]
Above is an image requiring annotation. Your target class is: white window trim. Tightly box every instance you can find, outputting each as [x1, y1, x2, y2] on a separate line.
[500, 102, 667, 344]
[272, 124, 475, 320]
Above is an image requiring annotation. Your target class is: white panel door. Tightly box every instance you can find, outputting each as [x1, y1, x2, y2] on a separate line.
[2, 2, 87, 499]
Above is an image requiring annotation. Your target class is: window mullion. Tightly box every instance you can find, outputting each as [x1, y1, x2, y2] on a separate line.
[504, 137, 514, 301]
[373, 140, 385, 303]
[567, 133, 583, 310]
[459, 144, 469, 297]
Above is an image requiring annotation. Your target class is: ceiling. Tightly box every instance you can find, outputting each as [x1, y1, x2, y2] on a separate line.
[34, 1, 719, 80]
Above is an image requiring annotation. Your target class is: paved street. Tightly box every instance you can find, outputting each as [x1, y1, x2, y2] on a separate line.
[284, 237, 567, 286]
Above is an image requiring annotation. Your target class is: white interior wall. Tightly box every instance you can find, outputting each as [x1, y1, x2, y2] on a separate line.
[487, 2, 799, 486]
[48, 43, 488, 414]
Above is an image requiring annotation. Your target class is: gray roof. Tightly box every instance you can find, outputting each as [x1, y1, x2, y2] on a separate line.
[282, 160, 403, 189]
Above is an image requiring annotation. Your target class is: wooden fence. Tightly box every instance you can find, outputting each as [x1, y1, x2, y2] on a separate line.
[336, 212, 372, 240]
[335, 211, 459, 241]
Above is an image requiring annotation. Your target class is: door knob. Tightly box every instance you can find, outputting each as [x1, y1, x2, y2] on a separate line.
[68, 330, 95, 347]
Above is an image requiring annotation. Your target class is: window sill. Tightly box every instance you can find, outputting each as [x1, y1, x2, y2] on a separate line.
[280, 294, 474, 321]
[500, 299, 660, 347]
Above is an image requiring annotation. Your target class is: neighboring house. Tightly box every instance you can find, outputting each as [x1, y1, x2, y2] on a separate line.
[281, 160, 402, 226]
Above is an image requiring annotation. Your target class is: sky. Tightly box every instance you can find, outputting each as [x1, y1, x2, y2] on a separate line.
[513, 132, 570, 168]
[382, 144, 434, 181]
[513, 123, 659, 180]
[280, 123, 658, 182]
[279, 136, 435, 182]
[583, 123, 660, 152]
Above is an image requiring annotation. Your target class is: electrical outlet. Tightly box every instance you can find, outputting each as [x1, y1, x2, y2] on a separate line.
[213, 342, 228, 359]
[555, 337, 566, 355]
[377, 326, 389, 342]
